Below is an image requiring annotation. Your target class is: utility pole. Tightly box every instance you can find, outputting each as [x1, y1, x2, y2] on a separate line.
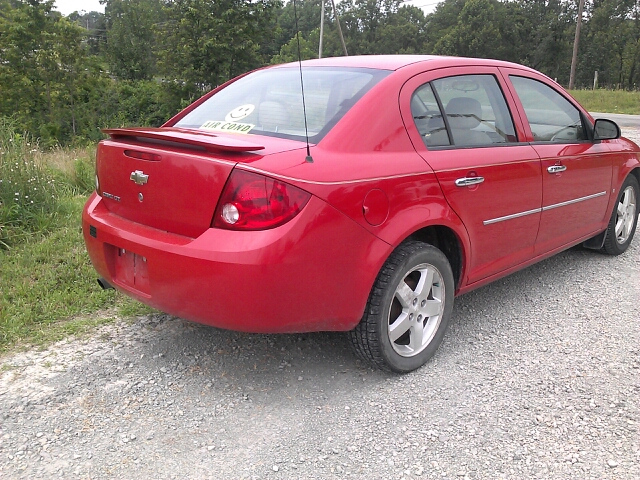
[330, 0, 348, 56]
[319, 0, 325, 59]
[569, 0, 585, 90]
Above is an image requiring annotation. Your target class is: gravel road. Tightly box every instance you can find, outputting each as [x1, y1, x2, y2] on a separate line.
[1, 128, 639, 480]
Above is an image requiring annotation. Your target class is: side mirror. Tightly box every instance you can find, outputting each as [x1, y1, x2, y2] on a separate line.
[593, 119, 620, 141]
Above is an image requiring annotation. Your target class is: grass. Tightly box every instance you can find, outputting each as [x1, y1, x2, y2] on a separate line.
[568, 89, 640, 115]
[2, 87, 634, 353]
[0, 132, 60, 248]
[0, 195, 154, 352]
[0, 123, 154, 353]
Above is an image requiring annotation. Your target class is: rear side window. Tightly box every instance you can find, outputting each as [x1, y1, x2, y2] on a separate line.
[173, 67, 389, 143]
[412, 74, 517, 148]
[509, 76, 588, 142]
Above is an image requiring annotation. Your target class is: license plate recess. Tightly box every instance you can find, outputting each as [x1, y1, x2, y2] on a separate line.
[112, 246, 150, 295]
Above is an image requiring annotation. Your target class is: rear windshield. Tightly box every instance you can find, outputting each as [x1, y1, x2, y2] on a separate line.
[173, 67, 390, 143]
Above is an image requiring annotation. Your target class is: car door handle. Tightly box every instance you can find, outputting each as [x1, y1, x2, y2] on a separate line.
[455, 176, 485, 187]
[547, 165, 567, 174]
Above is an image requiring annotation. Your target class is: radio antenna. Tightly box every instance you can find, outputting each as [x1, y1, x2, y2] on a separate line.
[293, 0, 313, 163]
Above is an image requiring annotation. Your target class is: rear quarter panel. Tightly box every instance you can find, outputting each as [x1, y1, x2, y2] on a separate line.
[234, 66, 474, 292]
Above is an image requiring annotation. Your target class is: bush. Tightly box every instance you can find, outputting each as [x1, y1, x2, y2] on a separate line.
[67, 78, 199, 145]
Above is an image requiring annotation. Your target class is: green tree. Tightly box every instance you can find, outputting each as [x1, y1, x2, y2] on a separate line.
[274, 0, 429, 58]
[104, 0, 163, 80]
[276, 0, 323, 43]
[271, 29, 321, 64]
[579, 0, 640, 88]
[0, 0, 91, 144]
[514, 0, 572, 81]
[376, 6, 429, 54]
[158, 0, 281, 91]
[430, 0, 527, 62]
[67, 10, 107, 56]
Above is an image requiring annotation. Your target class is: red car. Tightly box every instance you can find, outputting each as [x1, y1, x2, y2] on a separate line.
[83, 56, 639, 372]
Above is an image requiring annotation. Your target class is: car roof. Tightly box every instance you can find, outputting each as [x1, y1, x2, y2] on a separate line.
[272, 55, 535, 72]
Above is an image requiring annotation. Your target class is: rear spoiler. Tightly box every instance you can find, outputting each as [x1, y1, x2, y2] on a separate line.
[102, 127, 265, 153]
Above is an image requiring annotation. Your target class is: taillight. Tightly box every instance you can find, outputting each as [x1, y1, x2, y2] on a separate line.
[213, 170, 311, 230]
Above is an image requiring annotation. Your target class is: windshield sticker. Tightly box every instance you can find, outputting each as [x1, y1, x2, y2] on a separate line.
[201, 120, 254, 134]
[225, 104, 255, 122]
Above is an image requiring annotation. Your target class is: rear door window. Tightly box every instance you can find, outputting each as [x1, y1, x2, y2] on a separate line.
[412, 75, 517, 148]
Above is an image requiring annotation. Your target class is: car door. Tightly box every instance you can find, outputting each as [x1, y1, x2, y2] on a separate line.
[500, 69, 613, 254]
[400, 66, 543, 285]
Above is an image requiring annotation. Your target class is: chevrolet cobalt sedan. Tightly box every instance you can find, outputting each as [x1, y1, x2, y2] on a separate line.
[83, 56, 639, 372]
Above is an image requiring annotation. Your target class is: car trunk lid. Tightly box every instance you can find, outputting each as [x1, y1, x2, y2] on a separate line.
[96, 128, 305, 238]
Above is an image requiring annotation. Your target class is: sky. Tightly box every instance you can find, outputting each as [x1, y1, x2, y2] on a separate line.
[54, 0, 104, 15]
[54, 0, 442, 17]
[404, 0, 441, 14]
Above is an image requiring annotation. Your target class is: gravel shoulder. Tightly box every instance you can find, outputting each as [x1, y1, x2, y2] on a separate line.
[1, 131, 639, 480]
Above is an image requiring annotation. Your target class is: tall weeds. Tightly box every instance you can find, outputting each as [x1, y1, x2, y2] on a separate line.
[0, 118, 94, 249]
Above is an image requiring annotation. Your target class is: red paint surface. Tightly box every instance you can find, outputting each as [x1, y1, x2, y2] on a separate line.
[103, 127, 266, 152]
[363, 189, 390, 226]
[83, 55, 640, 333]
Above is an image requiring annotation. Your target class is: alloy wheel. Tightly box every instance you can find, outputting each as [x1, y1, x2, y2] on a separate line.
[615, 185, 637, 244]
[388, 263, 445, 357]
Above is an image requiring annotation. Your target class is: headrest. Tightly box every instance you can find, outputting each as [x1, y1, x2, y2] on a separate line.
[258, 101, 290, 131]
[445, 97, 482, 130]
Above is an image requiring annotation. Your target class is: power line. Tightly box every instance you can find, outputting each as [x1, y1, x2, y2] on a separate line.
[408, 3, 442, 8]
[401, 0, 443, 6]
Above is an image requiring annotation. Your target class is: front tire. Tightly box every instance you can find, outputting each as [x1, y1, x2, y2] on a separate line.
[602, 174, 639, 255]
[349, 241, 454, 373]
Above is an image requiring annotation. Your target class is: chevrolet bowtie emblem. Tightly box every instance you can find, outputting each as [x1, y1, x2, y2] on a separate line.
[130, 170, 149, 185]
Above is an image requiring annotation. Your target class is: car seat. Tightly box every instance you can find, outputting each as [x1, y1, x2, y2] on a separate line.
[445, 97, 492, 146]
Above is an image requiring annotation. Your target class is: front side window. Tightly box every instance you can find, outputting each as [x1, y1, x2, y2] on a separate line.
[510, 76, 588, 142]
[173, 67, 389, 143]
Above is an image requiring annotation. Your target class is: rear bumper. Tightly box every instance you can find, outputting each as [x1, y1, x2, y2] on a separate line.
[82, 192, 389, 333]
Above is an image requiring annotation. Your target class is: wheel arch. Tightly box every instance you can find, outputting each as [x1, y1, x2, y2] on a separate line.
[404, 224, 466, 291]
[602, 154, 640, 231]
[600, 168, 640, 255]
[630, 166, 640, 187]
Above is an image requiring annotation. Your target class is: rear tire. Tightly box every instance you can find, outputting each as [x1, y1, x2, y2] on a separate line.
[601, 174, 639, 255]
[348, 241, 454, 373]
